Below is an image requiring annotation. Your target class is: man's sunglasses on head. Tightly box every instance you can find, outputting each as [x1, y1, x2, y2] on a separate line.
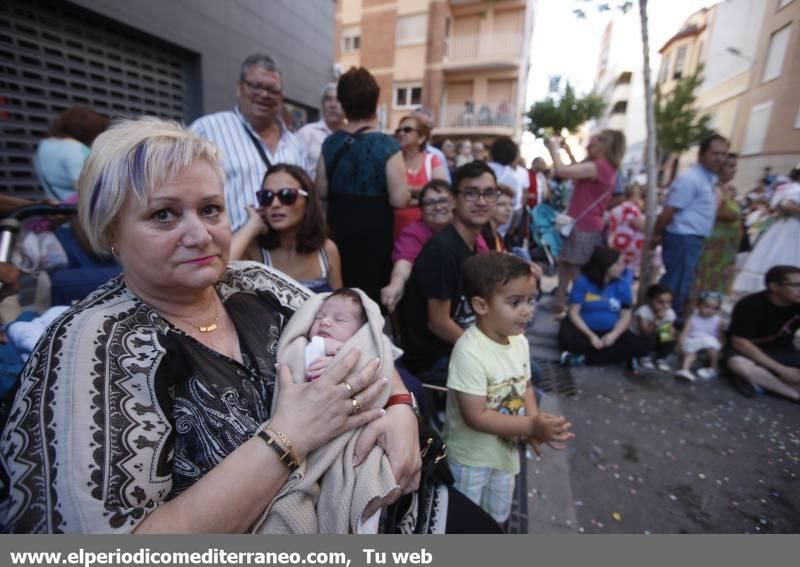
[256, 188, 309, 207]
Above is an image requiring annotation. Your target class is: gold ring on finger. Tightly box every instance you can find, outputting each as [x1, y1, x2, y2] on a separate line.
[351, 397, 362, 415]
[342, 381, 354, 396]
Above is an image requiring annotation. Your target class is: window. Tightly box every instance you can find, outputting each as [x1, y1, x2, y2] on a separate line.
[341, 26, 361, 54]
[762, 25, 791, 82]
[658, 52, 671, 84]
[742, 101, 773, 155]
[395, 84, 423, 108]
[795, 104, 800, 129]
[611, 101, 628, 114]
[396, 14, 427, 46]
[616, 71, 632, 85]
[673, 45, 688, 79]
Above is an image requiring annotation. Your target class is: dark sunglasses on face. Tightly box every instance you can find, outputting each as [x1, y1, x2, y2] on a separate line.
[256, 188, 309, 207]
[395, 126, 417, 135]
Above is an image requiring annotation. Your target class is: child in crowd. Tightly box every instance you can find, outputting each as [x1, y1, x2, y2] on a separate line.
[676, 291, 724, 382]
[444, 252, 574, 525]
[634, 284, 677, 373]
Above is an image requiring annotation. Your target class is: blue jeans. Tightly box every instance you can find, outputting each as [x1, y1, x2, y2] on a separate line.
[660, 232, 705, 316]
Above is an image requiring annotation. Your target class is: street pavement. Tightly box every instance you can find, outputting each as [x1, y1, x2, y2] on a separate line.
[524, 289, 800, 534]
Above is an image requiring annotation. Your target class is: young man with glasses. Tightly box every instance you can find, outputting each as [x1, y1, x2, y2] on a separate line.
[398, 162, 498, 385]
[727, 265, 800, 401]
[190, 53, 307, 231]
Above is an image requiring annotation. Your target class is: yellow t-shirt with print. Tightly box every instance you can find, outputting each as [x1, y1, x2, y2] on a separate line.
[443, 325, 530, 475]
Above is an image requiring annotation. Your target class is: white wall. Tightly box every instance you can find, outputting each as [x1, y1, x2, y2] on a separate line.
[702, 0, 766, 92]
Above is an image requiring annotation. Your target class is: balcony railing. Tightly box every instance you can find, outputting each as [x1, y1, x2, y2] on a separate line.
[442, 102, 516, 129]
[444, 33, 522, 64]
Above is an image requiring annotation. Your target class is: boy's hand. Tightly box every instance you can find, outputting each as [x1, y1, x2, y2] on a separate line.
[324, 338, 345, 356]
[528, 413, 574, 456]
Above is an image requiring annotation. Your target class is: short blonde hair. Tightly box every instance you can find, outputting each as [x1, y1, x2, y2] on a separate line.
[497, 184, 515, 200]
[78, 117, 224, 254]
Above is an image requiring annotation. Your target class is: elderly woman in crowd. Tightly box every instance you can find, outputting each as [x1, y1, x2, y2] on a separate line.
[317, 67, 409, 305]
[394, 114, 448, 240]
[230, 163, 342, 293]
[0, 118, 422, 533]
[34, 105, 109, 200]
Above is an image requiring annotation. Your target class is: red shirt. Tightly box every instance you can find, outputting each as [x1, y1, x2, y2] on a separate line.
[566, 159, 616, 232]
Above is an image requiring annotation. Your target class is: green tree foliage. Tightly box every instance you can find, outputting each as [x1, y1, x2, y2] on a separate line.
[526, 82, 606, 136]
[654, 66, 712, 163]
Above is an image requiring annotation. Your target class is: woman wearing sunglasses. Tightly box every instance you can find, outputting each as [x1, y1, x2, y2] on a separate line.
[393, 115, 448, 241]
[231, 163, 342, 293]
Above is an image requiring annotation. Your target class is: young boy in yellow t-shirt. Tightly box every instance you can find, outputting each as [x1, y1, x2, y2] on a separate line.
[444, 252, 574, 525]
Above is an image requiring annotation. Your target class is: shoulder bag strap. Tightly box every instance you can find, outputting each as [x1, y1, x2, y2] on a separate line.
[571, 187, 614, 224]
[326, 126, 371, 187]
[239, 118, 273, 169]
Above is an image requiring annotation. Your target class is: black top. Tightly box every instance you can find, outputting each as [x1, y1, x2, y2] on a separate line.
[323, 130, 402, 304]
[399, 224, 477, 373]
[728, 291, 800, 355]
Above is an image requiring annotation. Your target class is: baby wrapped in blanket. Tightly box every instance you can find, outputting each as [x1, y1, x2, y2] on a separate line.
[254, 289, 400, 534]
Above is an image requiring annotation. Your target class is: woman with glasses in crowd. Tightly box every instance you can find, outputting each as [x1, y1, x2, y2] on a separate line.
[393, 115, 448, 240]
[317, 67, 410, 305]
[231, 163, 342, 293]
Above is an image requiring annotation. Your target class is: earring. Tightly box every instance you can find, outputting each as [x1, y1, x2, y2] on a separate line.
[110, 244, 119, 256]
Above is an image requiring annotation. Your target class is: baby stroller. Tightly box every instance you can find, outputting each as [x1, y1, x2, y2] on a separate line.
[530, 202, 562, 275]
[0, 203, 122, 398]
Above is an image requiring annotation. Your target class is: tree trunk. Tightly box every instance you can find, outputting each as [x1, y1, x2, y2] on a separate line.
[637, 0, 659, 305]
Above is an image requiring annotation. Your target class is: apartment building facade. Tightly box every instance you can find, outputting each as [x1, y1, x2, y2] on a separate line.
[336, 0, 534, 142]
[657, 0, 799, 190]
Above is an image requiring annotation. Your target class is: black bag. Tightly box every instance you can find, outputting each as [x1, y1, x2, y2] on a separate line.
[381, 420, 453, 534]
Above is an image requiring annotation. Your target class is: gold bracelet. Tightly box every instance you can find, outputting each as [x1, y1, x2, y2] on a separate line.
[264, 426, 292, 449]
[256, 430, 299, 472]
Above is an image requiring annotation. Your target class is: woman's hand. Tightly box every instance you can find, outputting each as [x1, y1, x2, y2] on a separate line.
[600, 333, 618, 348]
[589, 334, 605, 350]
[380, 279, 404, 313]
[354, 404, 422, 498]
[268, 348, 387, 461]
[546, 136, 562, 152]
[246, 205, 269, 235]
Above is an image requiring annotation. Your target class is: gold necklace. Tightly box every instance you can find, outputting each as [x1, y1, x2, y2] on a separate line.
[197, 301, 218, 333]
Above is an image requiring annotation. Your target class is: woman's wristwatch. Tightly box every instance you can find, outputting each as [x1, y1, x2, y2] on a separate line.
[385, 392, 421, 418]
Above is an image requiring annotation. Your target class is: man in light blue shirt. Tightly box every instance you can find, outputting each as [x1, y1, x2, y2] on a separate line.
[655, 134, 729, 316]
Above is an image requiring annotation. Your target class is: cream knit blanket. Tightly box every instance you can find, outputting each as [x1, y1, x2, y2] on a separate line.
[252, 289, 397, 534]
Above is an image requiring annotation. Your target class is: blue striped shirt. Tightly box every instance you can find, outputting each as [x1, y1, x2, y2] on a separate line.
[190, 107, 307, 231]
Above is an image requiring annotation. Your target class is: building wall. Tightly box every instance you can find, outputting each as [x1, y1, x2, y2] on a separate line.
[730, 0, 800, 190]
[69, 0, 335, 118]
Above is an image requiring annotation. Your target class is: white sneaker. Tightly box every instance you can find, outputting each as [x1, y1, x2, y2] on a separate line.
[675, 369, 696, 383]
[696, 367, 718, 380]
[655, 359, 672, 373]
[640, 357, 655, 371]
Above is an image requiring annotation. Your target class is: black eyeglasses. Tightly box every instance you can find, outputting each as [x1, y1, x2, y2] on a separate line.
[256, 188, 309, 207]
[457, 187, 499, 202]
[240, 78, 282, 96]
[420, 197, 451, 209]
[395, 126, 418, 135]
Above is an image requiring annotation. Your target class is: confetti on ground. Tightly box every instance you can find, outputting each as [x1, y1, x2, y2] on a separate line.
[612, 512, 622, 521]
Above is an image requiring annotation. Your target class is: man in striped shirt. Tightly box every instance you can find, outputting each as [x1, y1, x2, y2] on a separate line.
[190, 53, 307, 231]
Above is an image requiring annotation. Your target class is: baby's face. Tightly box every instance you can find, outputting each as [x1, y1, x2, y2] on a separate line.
[309, 296, 363, 343]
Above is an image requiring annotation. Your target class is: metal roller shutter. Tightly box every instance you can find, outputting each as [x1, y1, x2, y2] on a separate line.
[0, 0, 200, 198]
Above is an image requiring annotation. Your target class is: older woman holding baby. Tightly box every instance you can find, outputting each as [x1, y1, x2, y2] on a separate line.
[0, 118, 425, 533]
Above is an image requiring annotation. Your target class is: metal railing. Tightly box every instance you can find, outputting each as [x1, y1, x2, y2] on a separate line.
[444, 32, 522, 62]
[442, 102, 516, 129]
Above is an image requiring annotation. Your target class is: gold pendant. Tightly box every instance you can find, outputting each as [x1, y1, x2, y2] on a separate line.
[198, 322, 218, 333]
